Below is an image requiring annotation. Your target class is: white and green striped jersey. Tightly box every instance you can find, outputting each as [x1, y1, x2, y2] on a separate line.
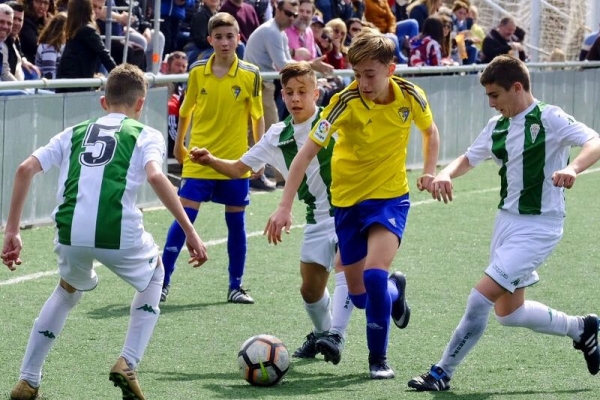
[241, 109, 335, 224]
[465, 100, 598, 217]
[32, 113, 166, 249]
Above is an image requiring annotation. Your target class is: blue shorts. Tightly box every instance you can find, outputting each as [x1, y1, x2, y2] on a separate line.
[178, 178, 250, 206]
[335, 194, 410, 266]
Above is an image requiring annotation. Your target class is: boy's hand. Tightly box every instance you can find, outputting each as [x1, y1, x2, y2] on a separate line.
[188, 147, 213, 165]
[416, 173, 435, 192]
[186, 232, 208, 268]
[2, 232, 23, 271]
[431, 173, 453, 203]
[552, 166, 576, 189]
[264, 207, 293, 245]
[174, 143, 188, 164]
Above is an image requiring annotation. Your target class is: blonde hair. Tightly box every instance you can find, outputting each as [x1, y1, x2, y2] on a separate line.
[280, 61, 317, 87]
[208, 12, 240, 35]
[347, 29, 394, 66]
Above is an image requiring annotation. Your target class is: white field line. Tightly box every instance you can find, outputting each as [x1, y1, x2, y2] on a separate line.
[3, 166, 599, 287]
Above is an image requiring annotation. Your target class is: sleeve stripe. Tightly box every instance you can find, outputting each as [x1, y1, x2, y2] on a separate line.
[392, 76, 428, 111]
[238, 62, 262, 97]
[327, 90, 361, 125]
[189, 59, 208, 71]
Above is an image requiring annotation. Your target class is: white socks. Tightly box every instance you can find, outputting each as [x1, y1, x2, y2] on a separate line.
[20, 284, 83, 387]
[496, 300, 584, 340]
[437, 288, 493, 377]
[330, 272, 353, 337]
[305, 288, 331, 335]
[121, 266, 164, 369]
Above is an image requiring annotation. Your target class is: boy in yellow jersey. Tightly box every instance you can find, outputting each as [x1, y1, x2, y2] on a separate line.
[265, 29, 441, 379]
[163, 12, 265, 304]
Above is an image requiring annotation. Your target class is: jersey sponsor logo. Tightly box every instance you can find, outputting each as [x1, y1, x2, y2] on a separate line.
[231, 85, 241, 99]
[200, 88, 208, 95]
[398, 106, 410, 122]
[530, 124, 540, 143]
[313, 120, 331, 143]
[277, 138, 296, 147]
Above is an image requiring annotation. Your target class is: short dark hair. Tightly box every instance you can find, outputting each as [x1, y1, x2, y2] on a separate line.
[277, 0, 299, 10]
[208, 12, 240, 35]
[480, 55, 530, 92]
[6, 1, 25, 13]
[280, 61, 316, 86]
[105, 64, 147, 106]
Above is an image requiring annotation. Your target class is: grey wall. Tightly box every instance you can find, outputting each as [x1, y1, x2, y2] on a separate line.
[1, 87, 168, 227]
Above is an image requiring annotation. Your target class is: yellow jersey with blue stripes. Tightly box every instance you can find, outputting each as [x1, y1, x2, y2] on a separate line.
[309, 76, 433, 207]
[180, 54, 263, 179]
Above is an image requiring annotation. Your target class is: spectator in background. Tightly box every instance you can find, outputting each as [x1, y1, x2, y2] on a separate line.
[364, 0, 408, 63]
[20, 0, 54, 62]
[56, 0, 116, 92]
[310, 14, 325, 53]
[344, 17, 364, 46]
[450, 0, 476, 64]
[468, 4, 484, 51]
[409, 16, 443, 67]
[407, 0, 442, 32]
[580, 24, 599, 61]
[323, 18, 347, 69]
[586, 36, 600, 63]
[186, 0, 218, 63]
[349, 0, 364, 20]
[35, 11, 66, 79]
[0, 3, 17, 81]
[285, 0, 317, 62]
[481, 17, 525, 64]
[220, 0, 261, 45]
[160, 0, 193, 55]
[162, 51, 188, 158]
[6, 1, 41, 80]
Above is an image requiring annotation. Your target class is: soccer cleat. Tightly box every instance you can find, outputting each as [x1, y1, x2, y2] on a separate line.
[408, 365, 451, 391]
[160, 285, 170, 303]
[315, 332, 344, 365]
[292, 332, 319, 358]
[227, 287, 255, 304]
[109, 357, 146, 400]
[368, 356, 395, 379]
[389, 272, 411, 329]
[10, 380, 39, 400]
[573, 314, 600, 375]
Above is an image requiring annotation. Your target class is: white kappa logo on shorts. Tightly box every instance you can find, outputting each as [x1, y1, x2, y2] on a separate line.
[313, 120, 331, 143]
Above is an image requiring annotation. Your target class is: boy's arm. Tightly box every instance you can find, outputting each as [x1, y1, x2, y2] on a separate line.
[431, 155, 474, 204]
[2, 156, 43, 270]
[264, 139, 321, 244]
[189, 147, 253, 178]
[416, 121, 440, 192]
[145, 160, 208, 267]
[552, 136, 600, 189]
[174, 115, 191, 164]
[251, 116, 266, 143]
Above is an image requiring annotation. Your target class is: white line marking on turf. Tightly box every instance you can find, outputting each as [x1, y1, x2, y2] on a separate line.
[3, 166, 600, 286]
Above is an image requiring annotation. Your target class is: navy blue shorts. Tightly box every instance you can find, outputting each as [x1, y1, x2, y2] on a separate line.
[178, 178, 250, 206]
[335, 194, 410, 265]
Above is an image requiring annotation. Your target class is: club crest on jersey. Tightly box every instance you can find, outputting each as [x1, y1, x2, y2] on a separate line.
[232, 85, 241, 99]
[530, 123, 540, 143]
[313, 120, 331, 143]
[398, 107, 410, 122]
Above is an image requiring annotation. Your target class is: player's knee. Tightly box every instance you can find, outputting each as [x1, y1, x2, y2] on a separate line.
[495, 307, 524, 327]
[300, 283, 323, 303]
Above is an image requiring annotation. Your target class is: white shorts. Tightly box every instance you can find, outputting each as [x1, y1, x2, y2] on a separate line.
[54, 231, 160, 292]
[300, 217, 337, 271]
[485, 210, 563, 293]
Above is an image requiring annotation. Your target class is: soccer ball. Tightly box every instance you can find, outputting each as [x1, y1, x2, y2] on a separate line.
[237, 334, 290, 386]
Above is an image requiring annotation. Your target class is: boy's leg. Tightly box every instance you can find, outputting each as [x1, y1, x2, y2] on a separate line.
[110, 265, 164, 400]
[293, 262, 331, 359]
[162, 179, 205, 302]
[18, 279, 82, 389]
[216, 179, 252, 304]
[494, 291, 597, 375]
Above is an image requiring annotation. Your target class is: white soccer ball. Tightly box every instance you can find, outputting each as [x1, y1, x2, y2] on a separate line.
[237, 334, 290, 386]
